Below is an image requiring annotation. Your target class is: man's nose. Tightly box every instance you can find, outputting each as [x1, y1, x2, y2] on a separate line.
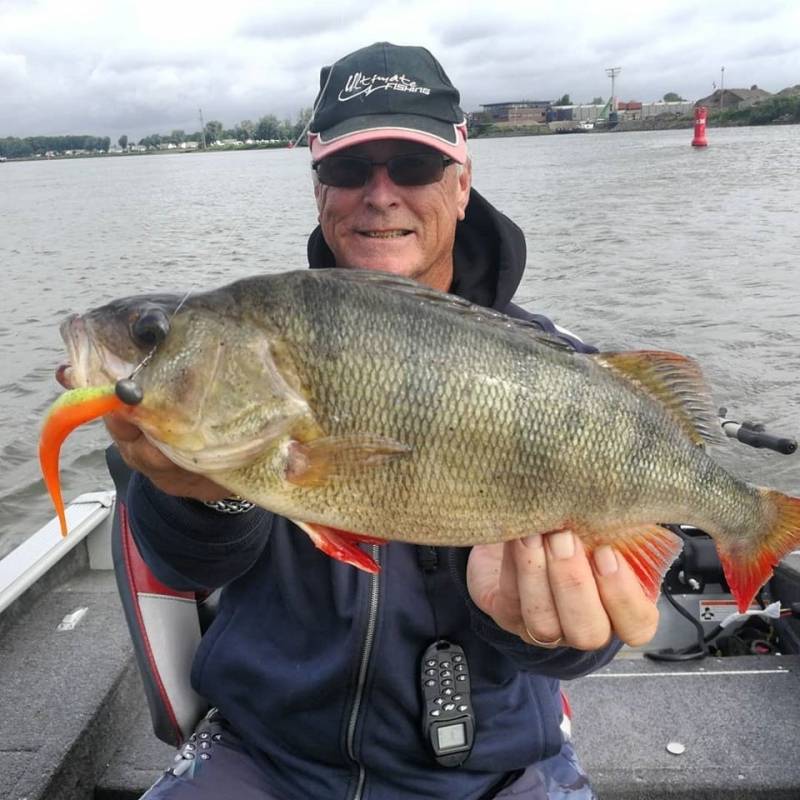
[362, 164, 400, 206]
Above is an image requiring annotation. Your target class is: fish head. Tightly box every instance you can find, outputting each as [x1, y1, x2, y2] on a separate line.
[59, 290, 311, 471]
[60, 293, 181, 390]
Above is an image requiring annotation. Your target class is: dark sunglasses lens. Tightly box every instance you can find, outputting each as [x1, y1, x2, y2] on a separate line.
[388, 154, 445, 186]
[316, 157, 370, 187]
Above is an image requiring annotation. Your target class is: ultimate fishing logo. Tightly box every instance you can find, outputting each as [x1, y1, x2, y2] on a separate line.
[338, 72, 431, 102]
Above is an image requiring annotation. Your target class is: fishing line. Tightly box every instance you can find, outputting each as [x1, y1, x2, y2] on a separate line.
[289, 53, 339, 151]
[116, 54, 338, 405]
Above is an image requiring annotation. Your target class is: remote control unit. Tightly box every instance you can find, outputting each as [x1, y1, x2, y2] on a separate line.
[420, 639, 475, 767]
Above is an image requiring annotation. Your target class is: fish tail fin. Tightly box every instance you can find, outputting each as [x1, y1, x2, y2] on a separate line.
[583, 524, 684, 601]
[716, 489, 800, 613]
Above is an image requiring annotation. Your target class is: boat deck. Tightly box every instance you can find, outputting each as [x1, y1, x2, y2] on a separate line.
[2, 541, 799, 799]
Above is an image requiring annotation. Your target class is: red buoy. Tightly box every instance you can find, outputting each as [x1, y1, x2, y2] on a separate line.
[692, 106, 708, 147]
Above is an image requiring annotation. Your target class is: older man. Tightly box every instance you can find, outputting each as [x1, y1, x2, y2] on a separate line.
[117, 42, 659, 800]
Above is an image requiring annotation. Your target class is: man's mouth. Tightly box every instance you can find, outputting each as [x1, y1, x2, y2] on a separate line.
[359, 229, 411, 239]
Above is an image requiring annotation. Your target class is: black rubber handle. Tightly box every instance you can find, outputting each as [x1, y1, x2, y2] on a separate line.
[735, 425, 797, 455]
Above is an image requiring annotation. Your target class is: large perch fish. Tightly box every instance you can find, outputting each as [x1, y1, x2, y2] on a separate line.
[41, 269, 800, 611]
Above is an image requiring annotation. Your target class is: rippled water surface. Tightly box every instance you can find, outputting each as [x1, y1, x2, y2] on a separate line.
[1, 128, 798, 558]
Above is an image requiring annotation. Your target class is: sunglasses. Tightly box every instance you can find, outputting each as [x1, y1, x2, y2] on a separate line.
[312, 152, 455, 188]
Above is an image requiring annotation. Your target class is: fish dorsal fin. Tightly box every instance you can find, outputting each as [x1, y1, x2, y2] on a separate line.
[593, 350, 722, 447]
[318, 268, 575, 353]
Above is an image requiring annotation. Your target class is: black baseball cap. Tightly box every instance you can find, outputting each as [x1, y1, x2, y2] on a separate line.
[308, 42, 468, 163]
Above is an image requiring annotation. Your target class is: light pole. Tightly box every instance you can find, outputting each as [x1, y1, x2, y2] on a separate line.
[605, 67, 621, 114]
[720, 66, 725, 112]
[198, 108, 207, 150]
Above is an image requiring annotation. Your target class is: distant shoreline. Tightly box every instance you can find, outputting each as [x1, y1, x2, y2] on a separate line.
[2, 119, 798, 162]
[471, 117, 799, 139]
[0, 141, 294, 163]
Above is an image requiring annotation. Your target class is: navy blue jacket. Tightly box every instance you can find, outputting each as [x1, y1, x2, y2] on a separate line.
[129, 188, 619, 800]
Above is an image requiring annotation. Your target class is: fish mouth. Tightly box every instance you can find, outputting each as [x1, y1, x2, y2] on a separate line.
[58, 315, 137, 390]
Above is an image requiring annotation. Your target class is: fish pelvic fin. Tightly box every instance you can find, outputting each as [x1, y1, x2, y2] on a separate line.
[716, 489, 800, 613]
[291, 520, 381, 574]
[285, 435, 412, 488]
[594, 350, 722, 447]
[39, 386, 125, 536]
[582, 523, 683, 602]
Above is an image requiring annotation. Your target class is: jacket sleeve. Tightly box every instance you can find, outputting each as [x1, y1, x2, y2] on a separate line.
[447, 548, 622, 679]
[126, 471, 273, 592]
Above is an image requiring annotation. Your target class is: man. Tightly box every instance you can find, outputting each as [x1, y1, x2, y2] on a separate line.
[113, 42, 659, 800]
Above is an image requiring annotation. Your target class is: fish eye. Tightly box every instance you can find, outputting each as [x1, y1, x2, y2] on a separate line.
[131, 307, 170, 348]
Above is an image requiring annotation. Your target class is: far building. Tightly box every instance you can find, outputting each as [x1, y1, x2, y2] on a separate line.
[479, 101, 551, 125]
[695, 86, 772, 110]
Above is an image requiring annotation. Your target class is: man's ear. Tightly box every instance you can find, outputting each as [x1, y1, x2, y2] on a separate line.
[456, 158, 472, 221]
[313, 178, 323, 210]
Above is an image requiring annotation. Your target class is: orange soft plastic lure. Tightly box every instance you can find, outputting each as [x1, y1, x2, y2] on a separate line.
[39, 385, 125, 536]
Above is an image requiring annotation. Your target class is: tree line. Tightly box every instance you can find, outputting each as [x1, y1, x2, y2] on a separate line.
[0, 134, 111, 159]
[133, 109, 312, 150]
[0, 108, 312, 159]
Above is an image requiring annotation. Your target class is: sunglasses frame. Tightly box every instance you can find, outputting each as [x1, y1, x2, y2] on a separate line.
[312, 152, 456, 188]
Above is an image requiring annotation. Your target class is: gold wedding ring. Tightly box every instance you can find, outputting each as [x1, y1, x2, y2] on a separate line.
[524, 627, 563, 649]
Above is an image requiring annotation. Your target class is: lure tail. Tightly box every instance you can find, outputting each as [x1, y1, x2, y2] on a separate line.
[39, 386, 125, 536]
[716, 489, 800, 613]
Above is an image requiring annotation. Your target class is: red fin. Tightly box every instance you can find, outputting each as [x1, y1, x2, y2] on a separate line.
[336, 531, 388, 546]
[582, 524, 683, 601]
[39, 386, 124, 536]
[717, 489, 800, 613]
[291, 520, 380, 574]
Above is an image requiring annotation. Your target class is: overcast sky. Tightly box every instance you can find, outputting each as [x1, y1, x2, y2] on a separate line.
[1, 0, 798, 141]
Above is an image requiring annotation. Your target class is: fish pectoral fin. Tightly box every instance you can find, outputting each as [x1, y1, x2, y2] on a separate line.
[581, 523, 683, 602]
[285, 434, 412, 488]
[593, 350, 722, 447]
[291, 520, 381, 574]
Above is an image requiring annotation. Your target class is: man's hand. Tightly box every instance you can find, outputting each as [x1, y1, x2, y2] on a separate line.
[105, 413, 229, 502]
[466, 532, 660, 650]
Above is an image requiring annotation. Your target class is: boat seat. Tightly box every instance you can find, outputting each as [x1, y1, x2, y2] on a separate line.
[107, 445, 215, 747]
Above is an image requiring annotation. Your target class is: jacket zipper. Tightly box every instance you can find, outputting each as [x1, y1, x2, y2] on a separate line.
[346, 544, 381, 800]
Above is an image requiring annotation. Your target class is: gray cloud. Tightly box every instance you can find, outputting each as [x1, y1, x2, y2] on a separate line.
[238, 7, 361, 40]
[1, 0, 798, 142]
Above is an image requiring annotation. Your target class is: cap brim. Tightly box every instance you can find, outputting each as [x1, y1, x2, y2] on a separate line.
[310, 113, 468, 163]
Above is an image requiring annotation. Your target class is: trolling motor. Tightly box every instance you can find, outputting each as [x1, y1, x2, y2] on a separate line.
[647, 411, 798, 662]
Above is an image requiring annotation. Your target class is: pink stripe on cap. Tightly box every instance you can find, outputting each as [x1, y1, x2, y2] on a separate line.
[310, 122, 468, 163]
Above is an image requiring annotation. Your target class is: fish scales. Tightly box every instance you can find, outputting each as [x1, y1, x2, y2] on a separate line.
[211, 272, 747, 545]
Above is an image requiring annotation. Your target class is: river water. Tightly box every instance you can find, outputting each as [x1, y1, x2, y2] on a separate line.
[1, 127, 798, 558]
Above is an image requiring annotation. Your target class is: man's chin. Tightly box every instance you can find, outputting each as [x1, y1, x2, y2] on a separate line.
[342, 253, 421, 279]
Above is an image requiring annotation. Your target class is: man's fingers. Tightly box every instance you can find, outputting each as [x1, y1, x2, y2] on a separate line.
[514, 535, 562, 646]
[592, 545, 660, 647]
[465, 543, 504, 615]
[544, 531, 611, 651]
[487, 542, 526, 634]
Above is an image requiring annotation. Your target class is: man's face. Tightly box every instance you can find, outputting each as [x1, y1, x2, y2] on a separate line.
[314, 139, 471, 291]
